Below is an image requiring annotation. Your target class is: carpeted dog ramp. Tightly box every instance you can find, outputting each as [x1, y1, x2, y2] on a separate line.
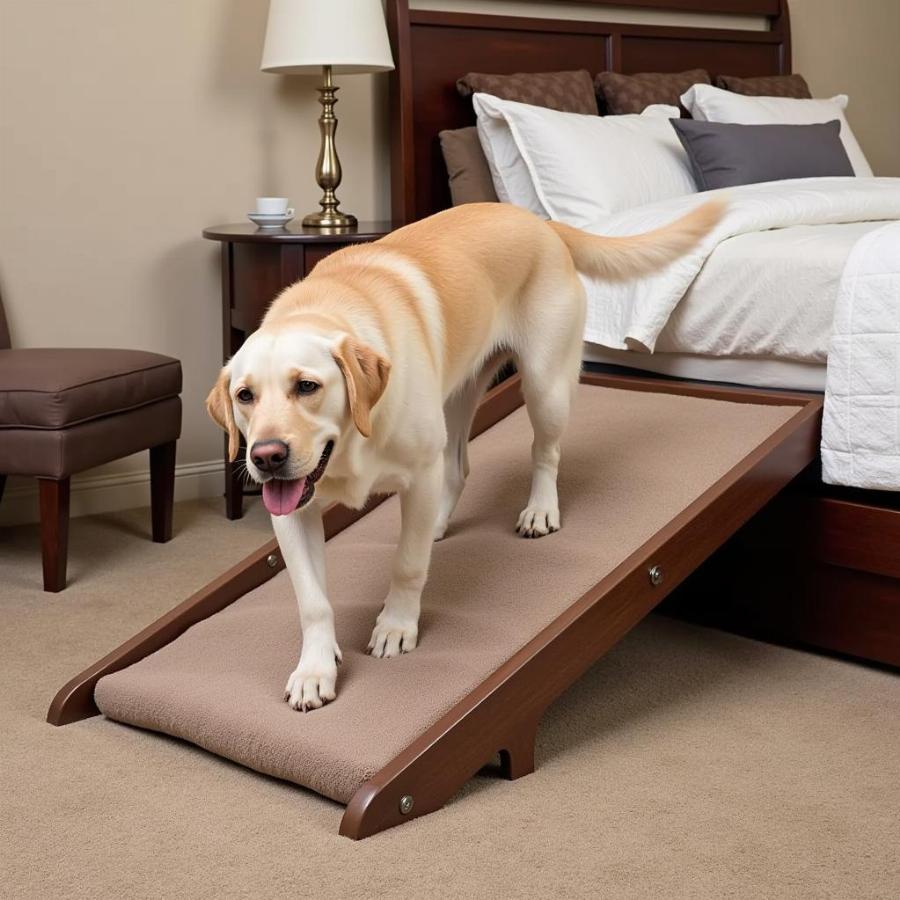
[94, 385, 798, 806]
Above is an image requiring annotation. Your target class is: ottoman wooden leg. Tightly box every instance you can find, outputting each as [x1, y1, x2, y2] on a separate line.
[39, 477, 70, 593]
[0, 474, 6, 506]
[150, 441, 176, 543]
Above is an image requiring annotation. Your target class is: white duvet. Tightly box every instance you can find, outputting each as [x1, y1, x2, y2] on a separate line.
[578, 177, 900, 490]
[581, 177, 900, 353]
[654, 221, 883, 362]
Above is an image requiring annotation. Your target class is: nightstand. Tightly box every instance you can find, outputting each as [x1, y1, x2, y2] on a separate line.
[203, 221, 394, 519]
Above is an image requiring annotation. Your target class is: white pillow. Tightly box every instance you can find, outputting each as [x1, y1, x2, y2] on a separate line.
[475, 96, 549, 218]
[472, 93, 696, 227]
[680, 83, 873, 177]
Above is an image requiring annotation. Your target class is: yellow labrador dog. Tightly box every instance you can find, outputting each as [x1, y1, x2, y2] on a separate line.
[207, 200, 723, 711]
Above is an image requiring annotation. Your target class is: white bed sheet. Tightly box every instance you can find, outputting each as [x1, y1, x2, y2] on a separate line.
[582, 344, 827, 392]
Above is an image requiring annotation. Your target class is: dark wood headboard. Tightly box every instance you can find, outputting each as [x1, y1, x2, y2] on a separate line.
[386, 0, 792, 224]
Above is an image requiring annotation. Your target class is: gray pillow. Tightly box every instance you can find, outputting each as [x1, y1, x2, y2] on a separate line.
[670, 118, 854, 191]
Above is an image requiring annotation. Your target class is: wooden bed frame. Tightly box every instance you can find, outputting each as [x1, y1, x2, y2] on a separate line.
[49, 373, 822, 838]
[385, 0, 900, 668]
[387, 0, 791, 225]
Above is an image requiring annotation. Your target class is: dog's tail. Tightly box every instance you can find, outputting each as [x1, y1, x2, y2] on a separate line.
[548, 198, 726, 282]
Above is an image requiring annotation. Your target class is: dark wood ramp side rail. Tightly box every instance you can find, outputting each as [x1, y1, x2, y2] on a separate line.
[339, 374, 822, 838]
[46, 374, 524, 727]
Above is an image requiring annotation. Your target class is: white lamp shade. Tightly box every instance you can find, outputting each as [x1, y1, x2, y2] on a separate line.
[261, 0, 395, 75]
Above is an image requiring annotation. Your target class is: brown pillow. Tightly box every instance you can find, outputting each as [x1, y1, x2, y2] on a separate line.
[715, 73, 812, 98]
[439, 127, 498, 206]
[456, 70, 598, 115]
[594, 69, 711, 115]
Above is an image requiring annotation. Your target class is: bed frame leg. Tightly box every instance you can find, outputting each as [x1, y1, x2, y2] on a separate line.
[498, 717, 539, 780]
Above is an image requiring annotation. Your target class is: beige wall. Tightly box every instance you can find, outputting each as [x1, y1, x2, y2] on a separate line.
[791, 0, 900, 178]
[1, 0, 898, 522]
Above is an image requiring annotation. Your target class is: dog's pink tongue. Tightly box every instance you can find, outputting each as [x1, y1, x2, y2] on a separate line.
[262, 478, 306, 516]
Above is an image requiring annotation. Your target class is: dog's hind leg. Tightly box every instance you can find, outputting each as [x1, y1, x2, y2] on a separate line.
[433, 354, 508, 541]
[515, 290, 584, 538]
[433, 382, 478, 541]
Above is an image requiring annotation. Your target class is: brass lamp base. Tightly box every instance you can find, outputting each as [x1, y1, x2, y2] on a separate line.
[302, 209, 357, 228]
[305, 65, 357, 230]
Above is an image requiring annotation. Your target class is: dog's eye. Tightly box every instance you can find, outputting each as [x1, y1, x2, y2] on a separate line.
[296, 380, 319, 395]
[236, 388, 254, 404]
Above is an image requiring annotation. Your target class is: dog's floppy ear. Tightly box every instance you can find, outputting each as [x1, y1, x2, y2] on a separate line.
[331, 335, 391, 438]
[206, 367, 240, 462]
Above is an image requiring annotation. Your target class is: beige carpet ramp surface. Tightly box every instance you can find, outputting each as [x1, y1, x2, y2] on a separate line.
[94, 386, 796, 804]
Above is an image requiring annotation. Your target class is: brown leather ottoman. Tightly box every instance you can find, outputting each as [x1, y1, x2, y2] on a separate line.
[0, 346, 182, 591]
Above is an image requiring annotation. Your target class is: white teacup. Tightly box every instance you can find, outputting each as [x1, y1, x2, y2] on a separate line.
[255, 197, 292, 216]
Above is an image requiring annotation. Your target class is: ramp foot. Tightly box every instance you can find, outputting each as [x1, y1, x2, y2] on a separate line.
[498, 718, 538, 780]
[340, 714, 543, 839]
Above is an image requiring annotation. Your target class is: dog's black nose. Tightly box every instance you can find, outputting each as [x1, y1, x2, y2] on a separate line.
[251, 439, 289, 473]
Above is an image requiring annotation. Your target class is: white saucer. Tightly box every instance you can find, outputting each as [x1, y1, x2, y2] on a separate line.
[248, 212, 294, 228]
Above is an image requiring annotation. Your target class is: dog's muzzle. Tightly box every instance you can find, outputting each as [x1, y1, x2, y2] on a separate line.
[261, 441, 334, 516]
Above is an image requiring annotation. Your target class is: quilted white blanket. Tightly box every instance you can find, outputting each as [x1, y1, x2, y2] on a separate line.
[821, 222, 900, 490]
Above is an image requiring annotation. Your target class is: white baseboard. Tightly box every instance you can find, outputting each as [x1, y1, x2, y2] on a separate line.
[0, 459, 225, 527]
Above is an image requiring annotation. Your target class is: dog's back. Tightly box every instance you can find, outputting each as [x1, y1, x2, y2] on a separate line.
[291, 201, 724, 398]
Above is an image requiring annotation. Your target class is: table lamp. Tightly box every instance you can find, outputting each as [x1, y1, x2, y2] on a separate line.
[260, 0, 395, 228]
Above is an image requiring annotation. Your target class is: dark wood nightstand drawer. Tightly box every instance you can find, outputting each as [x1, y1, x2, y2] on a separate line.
[304, 244, 345, 274]
[230, 244, 304, 331]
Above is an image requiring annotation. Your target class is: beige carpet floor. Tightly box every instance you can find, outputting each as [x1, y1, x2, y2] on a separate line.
[1, 497, 898, 900]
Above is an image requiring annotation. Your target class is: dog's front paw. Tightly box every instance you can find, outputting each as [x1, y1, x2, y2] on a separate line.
[284, 645, 341, 712]
[368, 612, 418, 658]
[515, 504, 560, 538]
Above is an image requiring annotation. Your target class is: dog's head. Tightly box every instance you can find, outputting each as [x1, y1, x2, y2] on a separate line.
[206, 324, 390, 516]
